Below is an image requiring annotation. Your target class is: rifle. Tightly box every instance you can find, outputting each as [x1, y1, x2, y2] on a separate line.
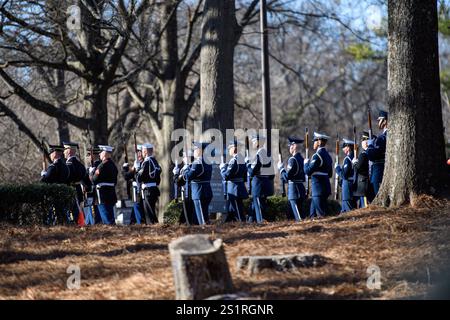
[41, 138, 47, 172]
[368, 106, 373, 140]
[174, 159, 179, 202]
[353, 125, 358, 158]
[305, 127, 310, 197]
[181, 126, 190, 226]
[88, 129, 94, 168]
[244, 129, 252, 193]
[278, 142, 286, 197]
[133, 132, 138, 161]
[221, 145, 227, 200]
[334, 133, 340, 201]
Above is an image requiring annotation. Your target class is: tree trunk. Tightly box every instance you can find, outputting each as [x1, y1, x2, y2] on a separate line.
[200, 0, 236, 133]
[375, 0, 447, 207]
[169, 234, 234, 300]
[83, 81, 109, 145]
[158, 0, 185, 220]
[55, 69, 70, 144]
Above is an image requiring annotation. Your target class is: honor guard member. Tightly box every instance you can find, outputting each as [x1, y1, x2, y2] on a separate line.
[246, 134, 275, 223]
[64, 142, 88, 223]
[90, 145, 118, 225]
[277, 137, 307, 221]
[352, 132, 373, 208]
[136, 143, 161, 224]
[173, 150, 196, 225]
[367, 110, 388, 195]
[304, 132, 333, 218]
[40, 144, 70, 224]
[220, 140, 249, 222]
[335, 139, 356, 213]
[123, 144, 144, 224]
[183, 142, 213, 225]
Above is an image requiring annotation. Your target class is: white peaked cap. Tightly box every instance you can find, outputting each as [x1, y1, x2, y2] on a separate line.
[142, 143, 154, 149]
[98, 145, 114, 152]
[313, 132, 331, 140]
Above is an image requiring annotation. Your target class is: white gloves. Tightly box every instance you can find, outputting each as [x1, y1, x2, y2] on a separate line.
[40, 170, 46, 177]
[122, 163, 129, 168]
[352, 158, 359, 166]
[277, 161, 284, 171]
[304, 159, 309, 165]
[335, 162, 340, 169]
[245, 156, 250, 163]
[219, 163, 227, 170]
[172, 166, 180, 175]
[133, 160, 140, 170]
[89, 167, 96, 175]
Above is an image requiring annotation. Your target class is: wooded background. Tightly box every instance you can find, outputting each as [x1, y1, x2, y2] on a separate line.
[0, 0, 449, 208]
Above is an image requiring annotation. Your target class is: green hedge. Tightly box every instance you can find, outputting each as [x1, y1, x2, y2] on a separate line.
[163, 196, 341, 224]
[0, 183, 76, 225]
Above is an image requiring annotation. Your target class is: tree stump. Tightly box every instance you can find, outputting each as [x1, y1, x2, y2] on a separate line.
[236, 254, 328, 275]
[169, 234, 234, 300]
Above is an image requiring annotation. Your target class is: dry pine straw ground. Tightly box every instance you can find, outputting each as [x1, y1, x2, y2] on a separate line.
[0, 196, 449, 300]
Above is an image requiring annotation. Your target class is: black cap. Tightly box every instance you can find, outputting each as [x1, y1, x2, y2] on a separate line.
[87, 146, 101, 154]
[377, 110, 388, 120]
[63, 141, 79, 149]
[48, 145, 64, 153]
[288, 136, 304, 146]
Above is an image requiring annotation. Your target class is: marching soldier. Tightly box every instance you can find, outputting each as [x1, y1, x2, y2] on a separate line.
[220, 140, 249, 222]
[367, 110, 388, 195]
[352, 131, 374, 208]
[123, 144, 144, 224]
[90, 145, 118, 225]
[183, 142, 213, 225]
[82, 146, 101, 224]
[335, 139, 356, 213]
[40, 144, 70, 224]
[64, 142, 88, 223]
[246, 134, 275, 223]
[277, 137, 306, 221]
[304, 132, 333, 218]
[136, 143, 161, 224]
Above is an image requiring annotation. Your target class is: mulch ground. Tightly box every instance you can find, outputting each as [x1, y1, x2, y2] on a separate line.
[1, 195, 449, 300]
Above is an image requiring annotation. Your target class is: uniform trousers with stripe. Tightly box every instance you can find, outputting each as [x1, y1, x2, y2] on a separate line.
[142, 187, 159, 224]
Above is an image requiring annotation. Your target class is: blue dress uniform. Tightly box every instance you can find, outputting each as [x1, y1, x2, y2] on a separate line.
[40, 145, 70, 224]
[183, 142, 213, 225]
[220, 144, 249, 222]
[304, 132, 333, 218]
[335, 139, 356, 213]
[175, 159, 195, 225]
[91, 145, 118, 225]
[136, 143, 161, 224]
[123, 144, 143, 224]
[367, 111, 388, 195]
[246, 135, 275, 223]
[279, 137, 306, 221]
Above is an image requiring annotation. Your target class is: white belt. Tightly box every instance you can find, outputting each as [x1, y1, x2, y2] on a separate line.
[132, 181, 139, 187]
[312, 172, 328, 176]
[96, 183, 115, 188]
[289, 180, 304, 183]
[142, 183, 157, 189]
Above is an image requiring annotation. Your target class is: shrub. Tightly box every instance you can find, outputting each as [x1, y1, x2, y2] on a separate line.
[163, 195, 341, 225]
[0, 183, 76, 225]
